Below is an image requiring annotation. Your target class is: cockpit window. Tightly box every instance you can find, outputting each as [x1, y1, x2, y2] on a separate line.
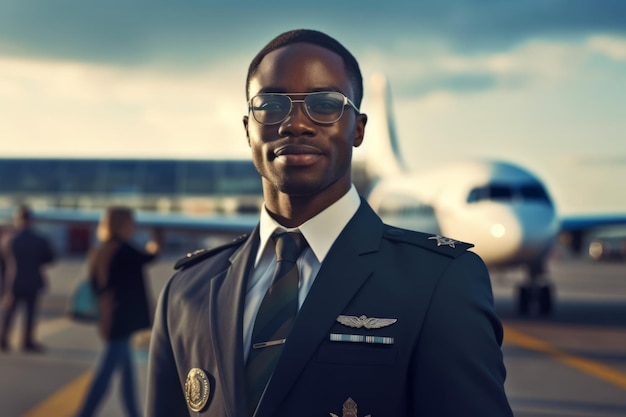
[489, 185, 513, 200]
[467, 182, 551, 204]
[520, 184, 550, 201]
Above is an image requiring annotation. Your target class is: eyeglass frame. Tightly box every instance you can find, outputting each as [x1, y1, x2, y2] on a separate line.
[247, 91, 361, 126]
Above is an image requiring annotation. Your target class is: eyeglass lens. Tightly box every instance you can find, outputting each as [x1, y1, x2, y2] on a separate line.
[250, 92, 346, 125]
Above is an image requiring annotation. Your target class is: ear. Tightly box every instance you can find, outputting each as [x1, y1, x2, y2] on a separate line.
[242, 115, 251, 147]
[353, 113, 367, 148]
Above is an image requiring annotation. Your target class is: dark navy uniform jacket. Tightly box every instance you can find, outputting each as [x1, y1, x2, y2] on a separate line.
[145, 200, 513, 417]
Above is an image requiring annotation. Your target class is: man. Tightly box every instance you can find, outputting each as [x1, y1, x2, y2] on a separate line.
[146, 29, 513, 417]
[0, 204, 56, 352]
[0, 226, 7, 299]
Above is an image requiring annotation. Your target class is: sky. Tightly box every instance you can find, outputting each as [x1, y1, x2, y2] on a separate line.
[0, 0, 625, 215]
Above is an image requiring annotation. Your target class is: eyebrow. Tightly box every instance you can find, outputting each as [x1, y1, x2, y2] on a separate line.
[255, 86, 343, 95]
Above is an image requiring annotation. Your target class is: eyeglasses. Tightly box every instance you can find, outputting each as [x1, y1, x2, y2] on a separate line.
[248, 91, 360, 125]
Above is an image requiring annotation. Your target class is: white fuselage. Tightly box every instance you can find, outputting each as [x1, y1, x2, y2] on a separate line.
[366, 160, 559, 268]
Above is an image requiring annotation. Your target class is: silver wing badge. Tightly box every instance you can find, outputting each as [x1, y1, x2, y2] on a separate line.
[336, 315, 397, 329]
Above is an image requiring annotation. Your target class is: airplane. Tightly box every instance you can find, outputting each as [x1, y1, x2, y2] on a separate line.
[1, 73, 624, 316]
[359, 73, 626, 315]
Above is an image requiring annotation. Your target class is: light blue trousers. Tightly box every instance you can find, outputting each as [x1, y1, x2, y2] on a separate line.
[75, 337, 140, 417]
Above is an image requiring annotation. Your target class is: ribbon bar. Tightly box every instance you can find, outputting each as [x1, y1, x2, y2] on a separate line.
[329, 333, 394, 345]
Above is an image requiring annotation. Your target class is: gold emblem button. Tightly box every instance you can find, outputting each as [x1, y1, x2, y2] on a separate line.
[185, 368, 210, 412]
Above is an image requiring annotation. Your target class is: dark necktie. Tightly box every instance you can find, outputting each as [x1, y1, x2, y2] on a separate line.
[245, 232, 306, 416]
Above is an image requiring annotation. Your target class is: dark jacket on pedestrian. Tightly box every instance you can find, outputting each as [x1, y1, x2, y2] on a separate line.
[4, 228, 55, 295]
[89, 239, 156, 341]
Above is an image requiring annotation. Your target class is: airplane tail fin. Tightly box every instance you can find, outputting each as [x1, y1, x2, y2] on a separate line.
[361, 73, 408, 180]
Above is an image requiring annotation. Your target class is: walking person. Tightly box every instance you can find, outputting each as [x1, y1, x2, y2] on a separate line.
[75, 206, 161, 417]
[0, 204, 55, 353]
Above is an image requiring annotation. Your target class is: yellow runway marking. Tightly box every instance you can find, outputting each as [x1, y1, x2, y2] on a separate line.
[18, 318, 90, 417]
[19, 329, 150, 417]
[9, 318, 71, 347]
[21, 371, 92, 417]
[38, 318, 72, 338]
[504, 325, 626, 391]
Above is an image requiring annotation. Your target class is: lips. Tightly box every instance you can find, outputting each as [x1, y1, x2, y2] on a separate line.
[273, 144, 324, 166]
[274, 144, 323, 157]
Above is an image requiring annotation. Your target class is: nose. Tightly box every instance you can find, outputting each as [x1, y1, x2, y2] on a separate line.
[277, 102, 315, 136]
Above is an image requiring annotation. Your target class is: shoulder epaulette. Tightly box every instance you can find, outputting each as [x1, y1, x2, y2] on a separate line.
[382, 225, 474, 258]
[174, 234, 249, 270]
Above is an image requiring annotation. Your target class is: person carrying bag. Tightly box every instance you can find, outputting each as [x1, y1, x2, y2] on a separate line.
[73, 206, 161, 417]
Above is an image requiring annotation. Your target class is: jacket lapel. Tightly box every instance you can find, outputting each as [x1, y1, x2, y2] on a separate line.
[254, 202, 383, 417]
[209, 227, 260, 417]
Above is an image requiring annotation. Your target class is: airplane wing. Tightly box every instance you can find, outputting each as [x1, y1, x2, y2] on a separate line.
[0, 207, 258, 237]
[559, 213, 626, 255]
[560, 213, 626, 232]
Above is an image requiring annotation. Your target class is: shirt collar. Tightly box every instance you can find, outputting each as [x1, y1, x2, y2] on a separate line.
[257, 185, 361, 264]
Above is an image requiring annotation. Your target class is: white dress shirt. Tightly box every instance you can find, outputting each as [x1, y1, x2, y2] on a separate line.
[243, 185, 361, 360]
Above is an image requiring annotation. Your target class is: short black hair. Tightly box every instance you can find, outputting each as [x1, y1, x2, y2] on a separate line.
[15, 204, 32, 222]
[246, 29, 364, 107]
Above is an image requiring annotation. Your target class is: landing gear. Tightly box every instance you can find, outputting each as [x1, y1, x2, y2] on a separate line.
[516, 262, 554, 316]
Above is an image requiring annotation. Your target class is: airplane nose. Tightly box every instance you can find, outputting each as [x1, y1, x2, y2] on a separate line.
[463, 203, 557, 265]
[517, 205, 558, 260]
[490, 223, 507, 238]
[473, 213, 523, 264]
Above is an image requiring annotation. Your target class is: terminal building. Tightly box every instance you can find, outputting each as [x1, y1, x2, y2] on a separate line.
[0, 158, 267, 214]
[0, 157, 370, 255]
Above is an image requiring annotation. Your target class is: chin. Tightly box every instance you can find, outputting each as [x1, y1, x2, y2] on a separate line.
[277, 180, 322, 197]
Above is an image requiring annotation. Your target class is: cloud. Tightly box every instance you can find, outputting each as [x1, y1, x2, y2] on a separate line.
[587, 36, 626, 60]
[0, 54, 251, 158]
[1, 1, 626, 68]
[561, 155, 626, 166]
[359, 34, 626, 100]
[3, 30, 624, 160]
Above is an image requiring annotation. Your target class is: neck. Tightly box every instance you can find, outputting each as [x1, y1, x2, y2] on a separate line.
[263, 183, 351, 229]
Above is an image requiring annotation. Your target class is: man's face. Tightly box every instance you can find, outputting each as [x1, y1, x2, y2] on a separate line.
[243, 43, 366, 201]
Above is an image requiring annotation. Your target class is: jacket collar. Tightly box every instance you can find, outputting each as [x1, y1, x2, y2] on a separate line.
[209, 226, 260, 417]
